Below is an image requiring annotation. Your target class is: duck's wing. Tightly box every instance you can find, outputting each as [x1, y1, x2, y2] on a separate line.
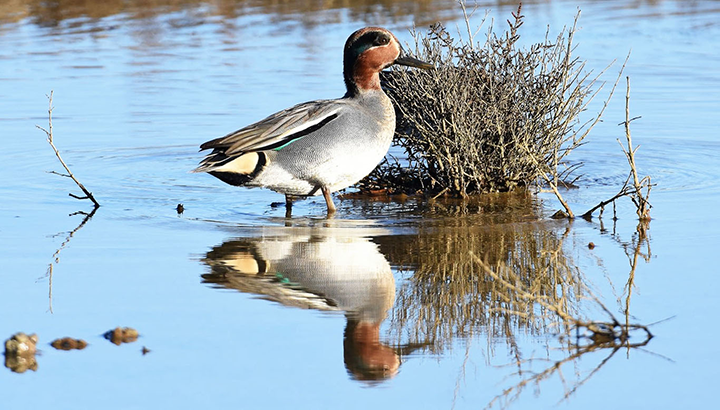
[194, 99, 347, 173]
[200, 99, 346, 155]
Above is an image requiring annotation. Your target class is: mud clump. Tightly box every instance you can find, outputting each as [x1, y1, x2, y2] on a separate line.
[104, 327, 139, 345]
[4, 332, 39, 373]
[50, 337, 88, 351]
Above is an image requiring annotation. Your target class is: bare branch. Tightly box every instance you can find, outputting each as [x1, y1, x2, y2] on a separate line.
[38, 91, 100, 208]
[619, 77, 652, 220]
[581, 76, 652, 220]
[47, 170, 71, 178]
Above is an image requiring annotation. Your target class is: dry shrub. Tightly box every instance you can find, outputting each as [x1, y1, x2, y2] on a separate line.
[364, 6, 606, 197]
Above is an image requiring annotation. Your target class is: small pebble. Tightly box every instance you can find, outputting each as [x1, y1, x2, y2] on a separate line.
[104, 327, 139, 345]
[50, 337, 88, 351]
[4, 332, 39, 373]
[4, 332, 38, 355]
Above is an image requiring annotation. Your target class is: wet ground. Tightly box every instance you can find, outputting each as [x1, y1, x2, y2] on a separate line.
[1, 0, 719, 408]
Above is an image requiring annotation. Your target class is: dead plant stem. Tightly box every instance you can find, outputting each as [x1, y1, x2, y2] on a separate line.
[37, 91, 100, 207]
[620, 77, 651, 220]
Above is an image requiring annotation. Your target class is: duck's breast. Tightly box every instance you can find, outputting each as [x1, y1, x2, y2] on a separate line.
[273, 99, 395, 193]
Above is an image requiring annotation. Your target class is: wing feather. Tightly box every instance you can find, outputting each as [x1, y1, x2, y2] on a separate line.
[199, 99, 346, 156]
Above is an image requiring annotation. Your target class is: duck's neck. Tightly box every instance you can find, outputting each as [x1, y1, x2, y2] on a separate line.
[344, 50, 385, 97]
[344, 70, 381, 97]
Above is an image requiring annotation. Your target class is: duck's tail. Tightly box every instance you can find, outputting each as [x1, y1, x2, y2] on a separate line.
[193, 150, 267, 187]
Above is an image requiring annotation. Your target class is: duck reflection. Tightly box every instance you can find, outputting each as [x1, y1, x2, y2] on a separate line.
[201, 227, 399, 380]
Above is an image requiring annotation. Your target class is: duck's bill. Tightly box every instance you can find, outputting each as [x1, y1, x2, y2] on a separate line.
[394, 55, 433, 70]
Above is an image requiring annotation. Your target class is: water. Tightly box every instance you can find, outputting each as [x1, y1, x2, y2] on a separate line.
[1, 0, 719, 408]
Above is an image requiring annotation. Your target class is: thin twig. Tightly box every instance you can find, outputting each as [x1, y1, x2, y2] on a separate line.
[37, 91, 100, 208]
[580, 74, 655, 220]
[458, 0, 475, 50]
[548, 53, 630, 219]
[619, 77, 651, 220]
[431, 186, 450, 200]
[543, 173, 575, 219]
[580, 182, 635, 220]
[47, 264, 54, 314]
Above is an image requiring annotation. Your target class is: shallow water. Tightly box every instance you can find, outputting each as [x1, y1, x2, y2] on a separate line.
[1, 0, 719, 408]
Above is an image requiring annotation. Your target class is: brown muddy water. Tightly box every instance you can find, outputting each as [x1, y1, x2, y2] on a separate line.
[1, 0, 719, 408]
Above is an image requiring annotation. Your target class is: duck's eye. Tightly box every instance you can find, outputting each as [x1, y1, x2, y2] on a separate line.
[375, 35, 390, 46]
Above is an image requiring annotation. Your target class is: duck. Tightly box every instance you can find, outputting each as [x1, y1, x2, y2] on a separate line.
[193, 27, 432, 216]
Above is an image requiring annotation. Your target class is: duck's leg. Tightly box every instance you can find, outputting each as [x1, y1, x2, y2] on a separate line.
[321, 186, 336, 215]
[285, 194, 293, 218]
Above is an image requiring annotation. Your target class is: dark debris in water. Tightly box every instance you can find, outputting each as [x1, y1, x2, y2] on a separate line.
[4, 351, 38, 373]
[571, 321, 653, 348]
[4, 332, 38, 355]
[340, 188, 410, 200]
[4, 332, 39, 373]
[4, 326, 144, 373]
[50, 337, 88, 351]
[104, 327, 139, 345]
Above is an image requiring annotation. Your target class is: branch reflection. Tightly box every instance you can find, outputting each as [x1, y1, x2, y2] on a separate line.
[38, 206, 98, 314]
[369, 195, 656, 407]
[376, 217, 582, 353]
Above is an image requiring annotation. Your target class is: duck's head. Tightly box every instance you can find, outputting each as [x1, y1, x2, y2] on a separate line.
[343, 27, 432, 96]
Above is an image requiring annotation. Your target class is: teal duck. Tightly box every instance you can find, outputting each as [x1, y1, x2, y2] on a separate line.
[194, 27, 432, 215]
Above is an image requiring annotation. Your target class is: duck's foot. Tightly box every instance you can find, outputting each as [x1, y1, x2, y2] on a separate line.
[321, 186, 336, 216]
[285, 194, 293, 218]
